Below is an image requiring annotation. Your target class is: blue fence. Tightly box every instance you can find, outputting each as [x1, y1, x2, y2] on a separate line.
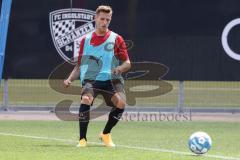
[0, 0, 12, 85]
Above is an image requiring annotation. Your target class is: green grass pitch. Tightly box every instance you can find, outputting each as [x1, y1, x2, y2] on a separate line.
[0, 120, 239, 160]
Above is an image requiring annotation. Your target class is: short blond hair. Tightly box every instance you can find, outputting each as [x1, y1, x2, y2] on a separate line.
[96, 5, 113, 15]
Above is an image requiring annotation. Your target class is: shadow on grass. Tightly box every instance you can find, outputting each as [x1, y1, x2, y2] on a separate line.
[38, 144, 105, 148]
[185, 154, 205, 159]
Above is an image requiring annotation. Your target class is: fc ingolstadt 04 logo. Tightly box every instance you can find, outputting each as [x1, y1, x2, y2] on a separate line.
[49, 8, 95, 64]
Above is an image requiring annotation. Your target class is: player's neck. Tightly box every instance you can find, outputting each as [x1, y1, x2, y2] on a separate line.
[95, 29, 109, 36]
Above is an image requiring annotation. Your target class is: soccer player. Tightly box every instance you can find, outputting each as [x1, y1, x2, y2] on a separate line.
[63, 5, 131, 147]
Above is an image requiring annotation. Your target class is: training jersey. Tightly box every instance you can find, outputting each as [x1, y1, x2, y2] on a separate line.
[78, 31, 129, 83]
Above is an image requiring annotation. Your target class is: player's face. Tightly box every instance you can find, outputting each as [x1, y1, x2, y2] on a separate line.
[95, 12, 112, 33]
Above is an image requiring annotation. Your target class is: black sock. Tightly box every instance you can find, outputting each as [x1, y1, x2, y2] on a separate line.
[79, 104, 90, 140]
[103, 107, 124, 134]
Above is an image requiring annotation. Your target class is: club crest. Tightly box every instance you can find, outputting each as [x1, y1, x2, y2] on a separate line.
[49, 8, 95, 64]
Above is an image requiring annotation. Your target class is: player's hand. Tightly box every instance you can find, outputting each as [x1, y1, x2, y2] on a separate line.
[63, 79, 72, 88]
[112, 67, 122, 75]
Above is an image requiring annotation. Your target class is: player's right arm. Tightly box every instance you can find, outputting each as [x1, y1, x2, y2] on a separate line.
[64, 37, 86, 88]
[64, 64, 80, 88]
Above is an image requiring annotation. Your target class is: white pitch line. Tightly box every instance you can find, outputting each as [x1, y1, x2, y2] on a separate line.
[0, 132, 239, 160]
[0, 132, 75, 143]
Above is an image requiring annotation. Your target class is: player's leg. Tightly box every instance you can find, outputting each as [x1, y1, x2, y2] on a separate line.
[103, 91, 125, 134]
[77, 81, 95, 147]
[100, 80, 126, 147]
[79, 93, 93, 139]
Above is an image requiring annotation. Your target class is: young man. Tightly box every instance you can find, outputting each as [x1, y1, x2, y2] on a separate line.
[63, 5, 131, 147]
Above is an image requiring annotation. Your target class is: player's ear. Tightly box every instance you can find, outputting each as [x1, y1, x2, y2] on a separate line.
[94, 14, 98, 21]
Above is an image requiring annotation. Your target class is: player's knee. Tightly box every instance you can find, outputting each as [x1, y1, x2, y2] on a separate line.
[112, 94, 126, 109]
[81, 95, 93, 105]
[115, 99, 126, 109]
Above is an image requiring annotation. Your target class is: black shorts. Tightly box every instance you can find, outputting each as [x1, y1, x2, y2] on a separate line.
[81, 79, 125, 107]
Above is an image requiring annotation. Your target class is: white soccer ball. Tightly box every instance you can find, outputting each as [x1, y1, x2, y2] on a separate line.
[188, 131, 212, 154]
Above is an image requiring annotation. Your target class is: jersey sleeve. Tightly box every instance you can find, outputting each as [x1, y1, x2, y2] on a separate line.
[77, 37, 86, 65]
[114, 35, 129, 61]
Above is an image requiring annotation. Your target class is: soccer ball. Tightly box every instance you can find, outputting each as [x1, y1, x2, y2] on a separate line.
[188, 131, 212, 154]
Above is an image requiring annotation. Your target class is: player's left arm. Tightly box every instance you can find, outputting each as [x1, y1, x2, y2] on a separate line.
[112, 35, 131, 75]
[114, 59, 131, 74]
